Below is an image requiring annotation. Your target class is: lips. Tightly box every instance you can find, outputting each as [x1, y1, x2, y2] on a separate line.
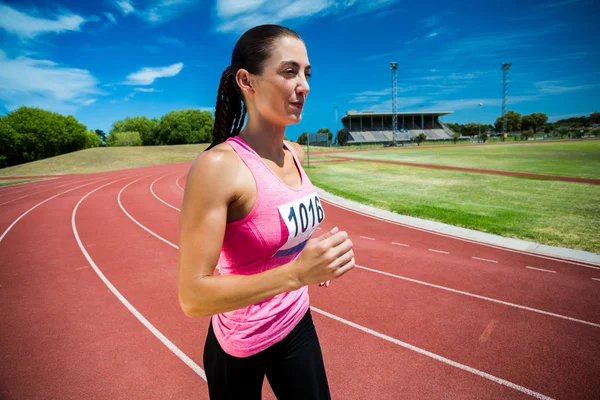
[290, 101, 304, 110]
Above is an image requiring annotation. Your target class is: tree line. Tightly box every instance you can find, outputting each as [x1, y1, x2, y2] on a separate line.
[0, 107, 100, 168]
[0, 106, 215, 168]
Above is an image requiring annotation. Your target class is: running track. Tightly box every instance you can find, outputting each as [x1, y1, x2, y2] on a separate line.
[1, 164, 599, 400]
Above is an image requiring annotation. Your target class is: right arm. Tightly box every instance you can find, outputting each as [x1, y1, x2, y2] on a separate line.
[177, 148, 355, 318]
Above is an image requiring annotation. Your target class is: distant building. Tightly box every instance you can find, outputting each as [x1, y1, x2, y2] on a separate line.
[341, 111, 457, 145]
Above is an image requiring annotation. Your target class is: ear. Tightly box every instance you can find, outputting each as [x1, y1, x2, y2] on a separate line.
[235, 69, 255, 97]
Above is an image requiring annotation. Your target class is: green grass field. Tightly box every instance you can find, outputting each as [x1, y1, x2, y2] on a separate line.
[306, 161, 600, 253]
[0, 144, 209, 177]
[0, 179, 37, 187]
[321, 140, 600, 179]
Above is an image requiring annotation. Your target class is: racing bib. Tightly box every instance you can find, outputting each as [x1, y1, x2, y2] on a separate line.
[274, 192, 325, 258]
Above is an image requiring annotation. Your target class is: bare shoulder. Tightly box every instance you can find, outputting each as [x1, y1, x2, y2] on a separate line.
[286, 141, 305, 164]
[184, 142, 241, 204]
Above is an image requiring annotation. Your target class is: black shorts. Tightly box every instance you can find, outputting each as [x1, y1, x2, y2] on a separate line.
[203, 309, 331, 400]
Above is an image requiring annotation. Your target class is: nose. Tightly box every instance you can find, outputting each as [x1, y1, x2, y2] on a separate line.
[296, 75, 310, 97]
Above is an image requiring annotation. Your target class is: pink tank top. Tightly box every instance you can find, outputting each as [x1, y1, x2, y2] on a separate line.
[211, 136, 326, 357]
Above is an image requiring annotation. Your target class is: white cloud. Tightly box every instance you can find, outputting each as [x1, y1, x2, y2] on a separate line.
[124, 62, 184, 85]
[104, 12, 117, 24]
[533, 80, 599, 94]
[134, 87, 161, 92]
[441, 27, 559, 60]
[427, 31, 439, 38]
[115, 0, 135, 14]
[157, 35, 185, 47]
[0, 54, 103, 113]
[422, 16, 439, 28]
[215, 0, 400, 33]
[117, 0, 198, 24]
[0, 4, 87, 39]
[143, 45, 162, 53]
[534, 0, 583, 10]
[217, 0, 268, 18]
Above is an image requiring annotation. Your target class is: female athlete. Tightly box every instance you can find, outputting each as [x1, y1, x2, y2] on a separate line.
[178, 24, 355, 399]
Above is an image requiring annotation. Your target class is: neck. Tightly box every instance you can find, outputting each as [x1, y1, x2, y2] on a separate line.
[239, 114, 287, 162]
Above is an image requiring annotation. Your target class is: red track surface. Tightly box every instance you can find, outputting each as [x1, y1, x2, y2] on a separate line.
[1, 164, 599, 400]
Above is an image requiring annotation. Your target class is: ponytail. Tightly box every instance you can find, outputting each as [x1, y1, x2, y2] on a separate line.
[207, 66, 247, 150]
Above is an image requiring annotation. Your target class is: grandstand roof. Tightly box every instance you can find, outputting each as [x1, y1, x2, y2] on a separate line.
[344, 110, 453, 118]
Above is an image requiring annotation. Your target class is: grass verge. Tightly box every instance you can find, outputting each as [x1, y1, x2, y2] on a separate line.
[306, 161, 600, 253]
[0, 144, 209, 177]
[0, 179, 37, 187]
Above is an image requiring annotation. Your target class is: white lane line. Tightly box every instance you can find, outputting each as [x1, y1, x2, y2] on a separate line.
[360, 236, 375, 241]
[429, 249, 449, 254]
[75, 266, 89, 271]
[472, 257, 498, 263]
[592, 278, 600, 282]
[175, 174, 185, 191]
[392, 242, 409, 247]
[526, 266, 556, 274]
[0, 178, 88, 206]
[115, 193, 553, 398]
[0, 178, 105, 243]
[118, 178, 178, 249]
[311, 306, 553, 400]
[72, 177, 206, 381]
[355, 264, 600, 328]
[320, 198, 600, 270]
[150, 175, 181, 212]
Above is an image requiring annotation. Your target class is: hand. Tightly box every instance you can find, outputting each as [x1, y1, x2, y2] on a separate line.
[292, 226, 355, 288]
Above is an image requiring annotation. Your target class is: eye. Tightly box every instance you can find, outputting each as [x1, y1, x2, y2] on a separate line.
[305, 72, 312, 79]
[286, 69, 296, 75]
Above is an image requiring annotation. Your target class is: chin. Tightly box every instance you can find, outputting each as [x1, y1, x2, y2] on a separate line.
[285, 113, 303, 125]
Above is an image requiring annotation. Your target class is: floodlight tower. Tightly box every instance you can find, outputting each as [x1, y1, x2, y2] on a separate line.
[390, 62, 399, 146]
[501, 62, 512, 134]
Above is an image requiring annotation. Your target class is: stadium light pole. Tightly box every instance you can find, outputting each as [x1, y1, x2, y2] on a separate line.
[478, 102, 483, 137]
[502, 62, 512, 136]
[306, 131, 310, 168]
[335, 105, 338, 147]
[390, 62, 399, 147]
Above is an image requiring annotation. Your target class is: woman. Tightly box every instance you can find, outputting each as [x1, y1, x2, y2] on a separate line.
[178, 24, 355, 399]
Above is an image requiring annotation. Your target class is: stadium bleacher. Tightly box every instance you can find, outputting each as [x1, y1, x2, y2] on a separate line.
[343, 111, 456, 145]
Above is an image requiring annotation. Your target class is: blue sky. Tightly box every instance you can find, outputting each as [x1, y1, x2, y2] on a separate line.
[0, 0, 598, 140]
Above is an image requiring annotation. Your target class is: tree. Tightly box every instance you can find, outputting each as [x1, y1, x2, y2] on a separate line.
[110, 116, 159, 146]
[85, 130, 101, 148]
[589, 112, 600, 124]
[155, 109, 214, 145]
[415, 132, 427, 146]
[1, 106, 88, 167]
[445, 123, 461, 134]
[452, 132, 460, 144]
[335, 128, 349, 146]
[107, 131, 142, 146]
[0, 119, 19, 168]
[297, 132, 308, 145]
[494, 111, 521, 133]
[461, 123, 481, 137]
[95, 129, 107, 146]
[522, 113, 548, 133]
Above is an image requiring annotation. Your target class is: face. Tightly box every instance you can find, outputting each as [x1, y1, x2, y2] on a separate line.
[238, 36, 311, 127]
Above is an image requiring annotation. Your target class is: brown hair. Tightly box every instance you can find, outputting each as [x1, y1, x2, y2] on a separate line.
[206, 24, 301, 150]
